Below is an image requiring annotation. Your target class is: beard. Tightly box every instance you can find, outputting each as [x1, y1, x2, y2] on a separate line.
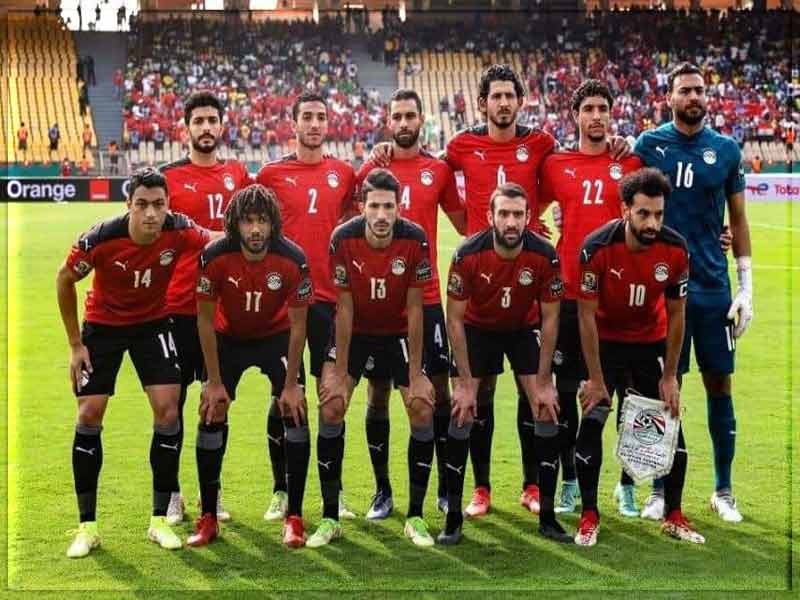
[493, 224, 523, 249]
[629, 223, 657, 246]
[241, 236, 268, 253]
[191, 134, 218, 154]
[393, 128, 420, 149]
[298, 132, 323, 150]
[675, 103, 707, 126]
[489, 109, 517, 130]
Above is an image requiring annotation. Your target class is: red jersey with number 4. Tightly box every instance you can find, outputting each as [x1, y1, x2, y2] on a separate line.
[578, 219, 689, 343]
[196, 235, 312, 339]
[446, 124, 555, 235]
[65, 212, 210, 326]
[539, 152, 643, 300]
[329, 217, 431, 336]
[447, 229, 563, 331]
[356, 154, 461, 305]
[161, 158, 251, 315]
[257, 155, 355, 304]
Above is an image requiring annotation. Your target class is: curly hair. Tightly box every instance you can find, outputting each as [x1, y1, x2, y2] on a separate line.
[223, 184, 282, 242]
[478, 64, 525, 102]
[128, 166, 167, 199]
[570, 79, 614, 113]
[619, 168, 672, 206]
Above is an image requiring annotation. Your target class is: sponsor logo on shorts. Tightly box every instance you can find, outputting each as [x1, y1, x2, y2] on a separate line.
[267, 272, 283, 291]
[391, 257, 406, 276]
[549, 276, 564, 297]
[581, 271, 598, 293]
[632, 408, 666, 445]
[654, 262, 669, 282]
[518, 268, 534, 286]
[447, 272, 463, 295]
[365, 356, 375, 371]
[159, 249, 175, 266]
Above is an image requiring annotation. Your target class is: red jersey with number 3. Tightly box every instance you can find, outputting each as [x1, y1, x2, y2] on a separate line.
[196, 235, 312, 339]
[446, 124, 555, 235]
[329, 217, 431, 336]
[257, 155, 355, 304]
[356, 154, 461, 305]
[161, 158, 251, 315]
[539, 151, 643, 300]
[65, 212, 210, 325]
[447, 229, 563, 331]
[578, 219, 689, 343]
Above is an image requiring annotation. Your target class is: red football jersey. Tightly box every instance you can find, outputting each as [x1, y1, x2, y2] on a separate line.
[578, 219, 689, 343]
[445, 124, 555, 235]
[356, 153, 461, 305]
[196, 235, 312, 339]
[257, 155, 356, 304]
[539, 151, 643, 299]
[161, 158, 251, 315]
[329, 217, 431, 336]
[447, 229, 563, 331]
[66, 212, 210, 326]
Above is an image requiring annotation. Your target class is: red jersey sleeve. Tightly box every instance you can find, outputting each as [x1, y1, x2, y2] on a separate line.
[446, 253, 473, 301]
[665, 248, 690, 300]
[538, 158, 557, 215]
[540, 254, 564, 303]
[444, 136, 464, 172]
[65, 235, 96, 280]
[578, 247, 604, 301]
[438, 162, 463, 213]
[179, 222, 212, 253]
[411, 238, 433, 289]
[329, 238, 351, 292]
[288, 262, 314, 308]
[196, 257, 220, 302]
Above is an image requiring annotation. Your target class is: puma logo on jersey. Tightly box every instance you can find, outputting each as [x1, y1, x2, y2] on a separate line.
[227, 276, 241, 288]
[159, 443, 180, 451]
[113, 260, 128, 271]
[74, 446, 96, 456]
[352, 260, 365, 273]
[267, 433, 283, 445]
[473, 150, 486, 161]
[445, 463, 464, 475]
[285, 176, 298, 186]
[184, 183, 198, 192]
[367, 443, 384, 452]
[540, 460, 558, 470]
[575, 452, 591, 465]
[318, 460, 333, 471]
[564, 168, 576, 178]
[610, 267, 624, 279]
[479, 272, 493, 284]
[655, 146, 667, 157]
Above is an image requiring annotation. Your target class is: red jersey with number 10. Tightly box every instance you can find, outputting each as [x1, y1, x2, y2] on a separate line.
[578, 219, 689, 343]
[65, 212, 210, 325]
[356, 153, 461, 305]
[161, 158, 251, 315]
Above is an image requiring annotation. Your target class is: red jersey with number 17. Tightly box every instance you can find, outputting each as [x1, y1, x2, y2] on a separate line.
[578, 219, 689, 343]
[257, 155, 355, 304]
[446, 124, 555, 235]
[160, 158, 251, 315]
[65, 212, 210, 326]
[447, 229, 563, 331]
[329, 217, 432, 336]
[539, 151, 643, 300]
[356, 153, 461, 305]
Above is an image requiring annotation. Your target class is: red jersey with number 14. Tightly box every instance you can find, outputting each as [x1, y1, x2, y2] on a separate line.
[539, 151, 643, 300]
[446, 124, 555, 235]
[578, 219, 689, 343]
[329, 217, 431, 336]
[356, 153, 461, 305]
[161, 158, 251, 315]
[65, 212, 210, 326]
[257, 155, 355, 304]
[447, 229, 563, 331]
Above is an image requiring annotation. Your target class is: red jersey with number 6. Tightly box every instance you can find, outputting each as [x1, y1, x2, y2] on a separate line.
[447, 229, 563, 331]
[65, 212, 210, 326]
[160, 158, 251, 315]
[578, 219, 689, 343]
[257, 155, 355, 304]
[196, 235, 312, 339]
[329, 216, 431, 336]
[356, 153, 461, 305]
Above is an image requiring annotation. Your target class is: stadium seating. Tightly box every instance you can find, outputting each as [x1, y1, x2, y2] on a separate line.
[4, 14, 96, 166]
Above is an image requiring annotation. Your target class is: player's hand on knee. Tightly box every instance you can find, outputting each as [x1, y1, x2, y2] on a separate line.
[279, 382, 306, 427]
[451, 377, 478, 427]
[578, 379, 609, 415]
[532, 376, 559, 423]
[320, 371, 348, 407]
[69, 343, 93, 394]
[200, 381, 230, 425]
[409, 373, 434, 409]
[658, 375, 681, 418]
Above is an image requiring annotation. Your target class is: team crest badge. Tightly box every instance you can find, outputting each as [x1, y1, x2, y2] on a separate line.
[420, 170, 434, 186]
[581, 271, 598, 293]
[609, 163, 623, 180]
[391, 257, 406, 276]
[223, 174, 235, 191]
[267, 272, 283, 291]
[197, 276, 212, 295]
[334, 264, 348, 286]
[632, 408, 667, 445]
[516, 145, 529, 162]
[448, 272, 463, 295]
[159, 249, 175, 266]
[654, 263, 669, 282]
[297, 277, 313, 301]
[550, 277, 564, 296]
[518, 268, 534, 286]
[327, 171, 340, 188]
[702, 149, 717, 165]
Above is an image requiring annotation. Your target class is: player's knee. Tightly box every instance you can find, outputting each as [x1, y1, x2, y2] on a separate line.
[318, 414, 343, 439]
[319, 398, 345, 425]
[410, 420, 434, 442]
[155, 404, 180, 428]
[77, 402, 104, 427]
[702, 372, 731, 396]
[407, 399, 433, 429]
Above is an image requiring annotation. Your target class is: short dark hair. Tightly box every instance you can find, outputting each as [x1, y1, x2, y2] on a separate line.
[361, 168, 400, 203]
[667, 62, 704, 92]
[571, 79, 614, 113]
[619, 168, 672, 206]
[390, 88, 423, 114]
[292, 91, 327, 121]
[478, 64, 524, 103]
[224, 184, 282, 242]
[128, 167, 168, 200]
[183, 91, 224, 126]
[490, 182, 528, 212]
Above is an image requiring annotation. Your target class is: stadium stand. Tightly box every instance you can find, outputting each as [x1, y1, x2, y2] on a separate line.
[4, 14, 97, 166]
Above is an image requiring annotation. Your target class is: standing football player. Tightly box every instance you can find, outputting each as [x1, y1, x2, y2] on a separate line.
[160, 91, 251, 525]
[355, 88, 466, 518]
[634, 63, 752, 523]
[256, 91, 358, 521]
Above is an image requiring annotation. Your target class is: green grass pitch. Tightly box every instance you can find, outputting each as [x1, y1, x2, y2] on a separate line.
[2, 200, 798, 594]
